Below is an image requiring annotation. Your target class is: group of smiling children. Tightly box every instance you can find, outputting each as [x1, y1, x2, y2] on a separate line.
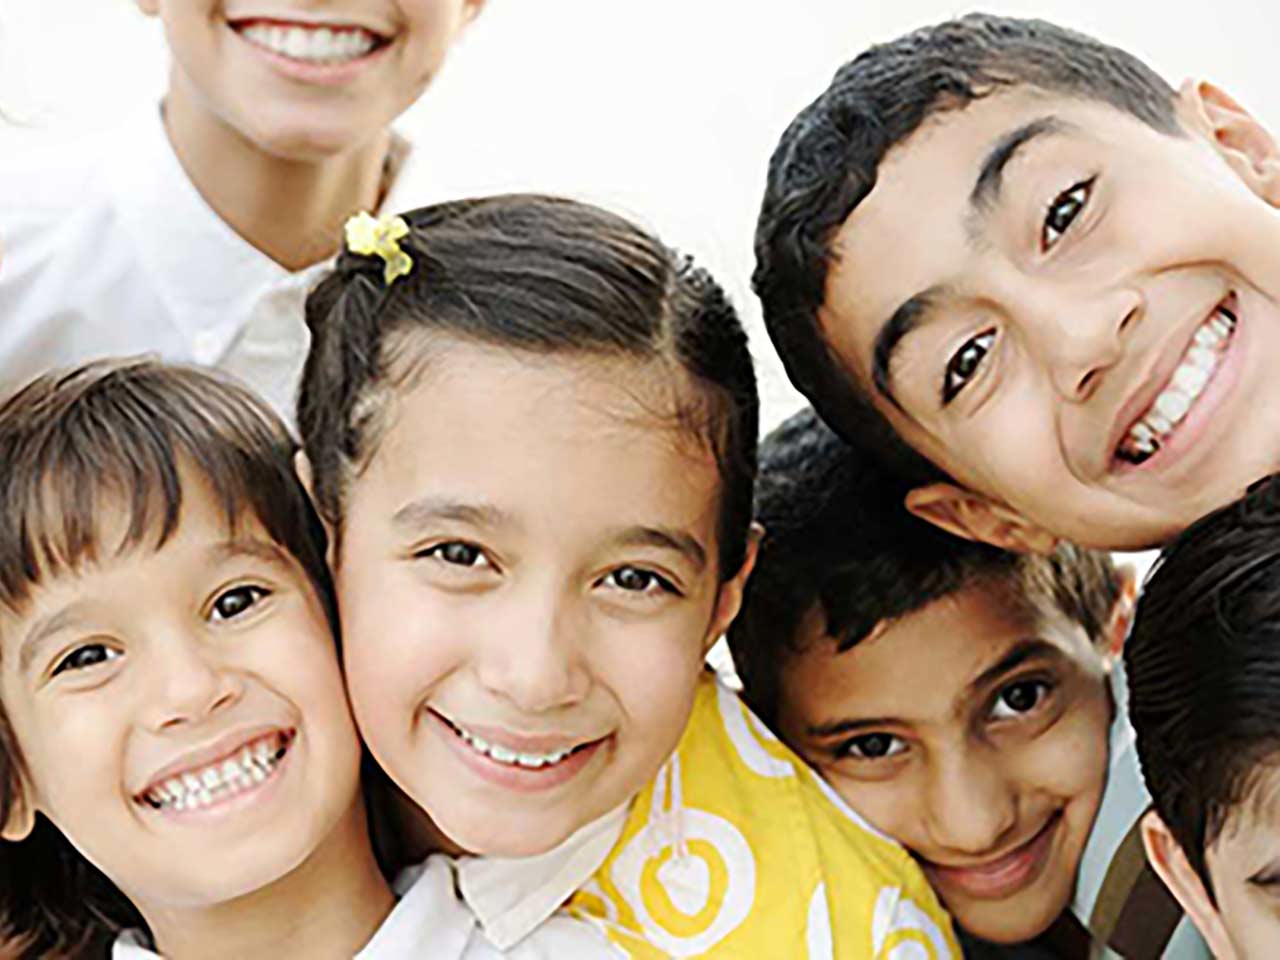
[0, 5, 1277, 960]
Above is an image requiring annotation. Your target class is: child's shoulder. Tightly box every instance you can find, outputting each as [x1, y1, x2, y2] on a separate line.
[566, 673, 960, 957]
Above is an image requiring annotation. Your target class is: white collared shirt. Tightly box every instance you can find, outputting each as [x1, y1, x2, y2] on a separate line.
[0, 107, 421, 417]
[112, 807, 626, 959]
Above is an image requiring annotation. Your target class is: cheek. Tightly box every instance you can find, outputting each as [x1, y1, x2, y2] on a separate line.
[598, 617, 706, 744]
[824, 773, 919, 847]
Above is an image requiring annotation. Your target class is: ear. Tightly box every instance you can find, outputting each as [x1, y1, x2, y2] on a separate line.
[904, 483, 1058, 555]
[1103, 563, 1138, 660]
[462, 0, 487, 23]
[294, 450, 337, 570]
[2, 777, 36, 843]
[702, 523, 762, 654]
[1141, 811, 1239, 960]
[134, 0, 160, 16]
[1178, 79, 1280, 206]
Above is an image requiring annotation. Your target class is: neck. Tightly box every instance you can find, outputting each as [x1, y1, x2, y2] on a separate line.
[369, 771, 468, 871]
[163, 71, 393, 271]
[139, 799, 394, 960]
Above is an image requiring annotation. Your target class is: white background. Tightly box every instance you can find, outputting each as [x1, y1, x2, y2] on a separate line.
[5, 0, 1275, 577]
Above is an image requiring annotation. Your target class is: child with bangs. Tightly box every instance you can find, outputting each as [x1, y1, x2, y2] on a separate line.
[0, 359, 450, 958]
[727, 408, 1209, 959]
[293, 195, 961, 957]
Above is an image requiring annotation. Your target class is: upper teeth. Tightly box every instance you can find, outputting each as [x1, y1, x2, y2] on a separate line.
[1119, 304, 1236, 461]
[239, 23, 378, 64]
[452, 724, 578, 769]
[143, 734, 287, 812]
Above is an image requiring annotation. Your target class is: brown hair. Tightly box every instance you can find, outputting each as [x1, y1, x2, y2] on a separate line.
[0, 359, 333, 957]
[297, 194, 759, 581]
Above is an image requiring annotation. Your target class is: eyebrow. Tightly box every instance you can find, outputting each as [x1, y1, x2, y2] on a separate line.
[804, 637, 1065, 740]
[391, 496, 515, 534]
[18, 605, 84, 673]
[608, 525, 707, 573]
[870, 116, 1069, 406]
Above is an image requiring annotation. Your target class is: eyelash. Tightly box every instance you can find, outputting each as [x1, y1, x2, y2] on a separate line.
[988, 677, 1055, 721]
[209, 584, 271, 622]
[417, 541, 493, 570]
[598, 566, 681, 598]
[836, 732, 907, 763]
[51, 643, 122, 678]
[942, 328, 996, 405]
[1042, 177, 1094, 251]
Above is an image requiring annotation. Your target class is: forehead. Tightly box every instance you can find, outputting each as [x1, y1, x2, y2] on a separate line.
[357, 341, 723, 540]
[820, 90, 1159, 381]
[782, 582, 1096, 723]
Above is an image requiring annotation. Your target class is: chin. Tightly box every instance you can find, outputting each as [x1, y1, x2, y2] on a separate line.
[440, 808, 582, 859]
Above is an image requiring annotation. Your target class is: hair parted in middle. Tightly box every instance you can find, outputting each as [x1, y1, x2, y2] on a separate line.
[1126, 474, 1280, 899]
[752, 12, 1182, 487]
[728, 406, 1120, 725]
[298, 193, 759, 580]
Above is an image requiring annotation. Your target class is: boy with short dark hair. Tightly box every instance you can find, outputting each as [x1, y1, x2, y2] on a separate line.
[754, 12, 1280, 552]
[1127, 475, 1280, 958]
[728, 407, 1208, 958]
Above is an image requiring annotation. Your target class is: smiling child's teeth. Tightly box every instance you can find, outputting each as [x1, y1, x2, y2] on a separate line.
[1119, 304, 1237, 464]
[452, 722, 578, 769]
[239, 21, 378, 65]
[144, 733, 289, 811]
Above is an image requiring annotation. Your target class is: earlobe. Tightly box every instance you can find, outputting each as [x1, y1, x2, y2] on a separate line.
[703, 525, 762, 653]
[1141, 812, 1238, 959]
[903, 483, 1058, 555]
[1103, 564, 1138, 659]
[1, 780, 36, 843]
[1178, 78, 1280, 205]
[294, 450, 337, 569]
[134, 0, 160, 16]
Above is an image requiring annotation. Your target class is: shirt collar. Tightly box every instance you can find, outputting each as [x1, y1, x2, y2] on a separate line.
[451, 803, 628, 950]
[106, 105, 416, 352]
[359, 859, 474, 959]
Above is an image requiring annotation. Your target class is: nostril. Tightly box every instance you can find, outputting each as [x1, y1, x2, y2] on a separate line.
[1078, 368, 1099, 398]
[1119, 305, 1139, 334]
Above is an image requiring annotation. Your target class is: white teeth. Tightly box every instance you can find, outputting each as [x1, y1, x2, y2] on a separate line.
[143, 733, 289, 811]
[450, 722, 579, 769]
[1119, 304, 1236, 463]
[237, 21, 379, 65]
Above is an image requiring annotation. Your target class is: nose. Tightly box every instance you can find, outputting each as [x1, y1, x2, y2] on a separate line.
[141, 638, 243, 732]
[475, 589, 590, 713]
[924, 749, 1019, 857]
[1021, 283, 1140, 401]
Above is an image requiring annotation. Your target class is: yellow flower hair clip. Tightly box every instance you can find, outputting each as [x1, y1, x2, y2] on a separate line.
[344, 211, 413, 285]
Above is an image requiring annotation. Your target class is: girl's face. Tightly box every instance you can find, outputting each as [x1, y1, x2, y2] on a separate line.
[0, 478, 363, 913]
[333, 341, 750, 857]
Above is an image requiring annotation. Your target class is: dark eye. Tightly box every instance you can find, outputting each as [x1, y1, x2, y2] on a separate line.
[421, 541, 489, 568]
[603, 566, 677, 596]
[211, 585, 269, 622]
[52, 644, 121, 677]
[1042, 180, 1092, 250]
[990, 679, 1051, 720]
[942, 329, 996, 403]
[838, 733, 907, 761]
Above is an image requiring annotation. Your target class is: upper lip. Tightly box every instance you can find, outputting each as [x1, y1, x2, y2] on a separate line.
[923, 813, 1058, 878]
[431, 709, 605, 754]
[134, 724, 292, 797]
[1102, 294, 1232, 471]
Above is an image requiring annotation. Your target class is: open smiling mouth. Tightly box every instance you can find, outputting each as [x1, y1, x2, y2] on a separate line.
[137, 730, 293, 813]
[1114, 295, 1238, 467]
[435, 712, 600, 771]
[230, 19, 391, 66]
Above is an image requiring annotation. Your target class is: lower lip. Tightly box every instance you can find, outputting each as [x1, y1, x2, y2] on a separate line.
[1113, 306, 1246, 478]
[427, 710, 608, 795]
[925, 812, 1061, 901]
[229, 23, 390, 87]
[138, 742, 294, 825]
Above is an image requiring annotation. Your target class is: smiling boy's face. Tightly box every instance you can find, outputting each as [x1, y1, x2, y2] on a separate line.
[777, 583, 1111, 943]
[0, 478, 362, 913]
[820, 84, 1280, 550]
[137, 0, 483, 159]
[332, 342, 750, 858]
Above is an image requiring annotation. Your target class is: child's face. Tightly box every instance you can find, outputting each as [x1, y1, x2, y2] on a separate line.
[1145, 767, 1280, 960]
[817, 84, 1280, 550]
[332, 342, 748, 857]
[138, 0, 481, 159]
[777, 584, 1111, 944]
[0, 479, 362, 912]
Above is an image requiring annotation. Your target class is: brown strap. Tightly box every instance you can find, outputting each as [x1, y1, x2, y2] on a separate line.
[1088, 813, 1184, 959]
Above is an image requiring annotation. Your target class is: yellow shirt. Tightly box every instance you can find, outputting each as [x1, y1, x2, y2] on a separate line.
[568, 672, 960, 958]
